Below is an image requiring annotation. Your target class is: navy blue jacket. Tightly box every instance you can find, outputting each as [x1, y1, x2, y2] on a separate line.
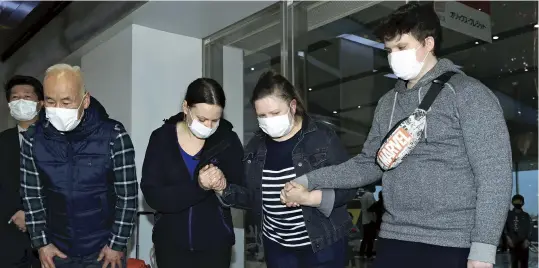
[31, 105, 118, 256]
[141, 113, 244, 250]
[220, 116, 357, 252]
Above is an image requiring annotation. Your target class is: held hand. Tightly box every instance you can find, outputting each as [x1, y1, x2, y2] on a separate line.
[198, 164, 213, 190]
[198, 164, 227, 191]
[280, 182, 309, 206]
[10, 210, 26, 232]
[467, 260, 493, 268]
[38, 244, 67, 268]
[97, 245, 124, 268]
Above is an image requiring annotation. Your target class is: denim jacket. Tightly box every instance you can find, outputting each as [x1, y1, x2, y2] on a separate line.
[220, 116, 357, 252]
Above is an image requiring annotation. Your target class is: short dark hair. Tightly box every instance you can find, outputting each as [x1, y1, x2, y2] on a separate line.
[4, 75, 44, 101]
[512, 194, 524, 203]
[184, 78, 226, 108]
[251, 70, 306, 117]
[374, 2, 442, 56]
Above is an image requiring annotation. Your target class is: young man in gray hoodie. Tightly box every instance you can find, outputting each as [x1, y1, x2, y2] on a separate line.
[281, 3, 512, 268]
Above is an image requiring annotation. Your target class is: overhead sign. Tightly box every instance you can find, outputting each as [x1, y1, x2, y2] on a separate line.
[434, 1, 492, 43]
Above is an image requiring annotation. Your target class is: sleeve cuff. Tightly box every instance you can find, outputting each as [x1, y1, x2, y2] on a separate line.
[468, 242, 497, 264]
[317, 189, 335, 217]
[293, 175, 309, 190]
[215, 192, 232, 207]
[109, 239, 128, 252]
[31, 230, 48, 249]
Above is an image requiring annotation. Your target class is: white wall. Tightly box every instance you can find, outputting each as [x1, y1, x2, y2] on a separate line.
[222, 46, 245, 267]
[82, 27, 133, 132]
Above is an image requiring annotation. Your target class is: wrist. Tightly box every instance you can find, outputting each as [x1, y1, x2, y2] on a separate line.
[215, 181, 227, 194]
[304, 190, 322, 207]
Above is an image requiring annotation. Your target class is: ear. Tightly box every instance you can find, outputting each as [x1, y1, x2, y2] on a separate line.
[424, 36, 435, 54]
[290, 99, 297, 116]
[37, 100, 44, 110]
[83, 92, 91, 109]
[182, 100, 189, 114]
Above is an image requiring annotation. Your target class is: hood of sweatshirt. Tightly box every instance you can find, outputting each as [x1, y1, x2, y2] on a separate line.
[386, 59, 464, 140]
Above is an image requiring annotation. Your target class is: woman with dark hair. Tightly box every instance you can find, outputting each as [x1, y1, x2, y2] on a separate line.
[200, 71, 357, 267]
[140, 78, 243, 268]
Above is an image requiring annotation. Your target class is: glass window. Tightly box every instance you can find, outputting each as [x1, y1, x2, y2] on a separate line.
[204, 3, 282, 143]
[203, 1, 538, 266]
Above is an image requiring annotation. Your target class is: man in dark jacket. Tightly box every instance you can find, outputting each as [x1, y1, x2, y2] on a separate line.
[0, 75, 43, 267]
[505, 194, 532, 268]
[20, 64, 138, 268]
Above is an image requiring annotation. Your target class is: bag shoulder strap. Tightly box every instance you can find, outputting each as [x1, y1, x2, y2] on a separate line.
[418, 71, 457, 111]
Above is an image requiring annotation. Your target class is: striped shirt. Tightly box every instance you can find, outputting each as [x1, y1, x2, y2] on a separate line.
[262, 134, 310, 247]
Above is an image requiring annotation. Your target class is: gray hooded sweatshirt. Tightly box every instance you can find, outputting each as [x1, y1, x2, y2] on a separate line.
[295, 59, 513, 264]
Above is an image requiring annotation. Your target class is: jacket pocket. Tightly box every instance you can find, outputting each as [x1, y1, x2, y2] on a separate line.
[307, 147, 329, 168]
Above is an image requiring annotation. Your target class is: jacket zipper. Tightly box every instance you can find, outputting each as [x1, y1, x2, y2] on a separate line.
[66, 141, 79, 254]
[218, 207, 232, 234]
[189, 207, 193, 250]
[187, 140, 230, 251]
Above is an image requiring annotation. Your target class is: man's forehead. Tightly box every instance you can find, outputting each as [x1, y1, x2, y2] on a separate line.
[45, 75, 79, 88]
[11, 84, 35, 94]
[384, 34, 414, 47]
[44, 84, 80, 101]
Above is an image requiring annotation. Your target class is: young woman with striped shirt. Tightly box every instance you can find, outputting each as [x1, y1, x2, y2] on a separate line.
[200, 71, 357, 267]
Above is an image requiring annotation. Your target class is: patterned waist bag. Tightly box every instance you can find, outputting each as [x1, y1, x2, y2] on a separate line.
[376, 72, 456, 171]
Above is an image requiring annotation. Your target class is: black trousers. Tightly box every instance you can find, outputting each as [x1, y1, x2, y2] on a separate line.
[359, 223, 376, 258]
[155, 245, 231, 268]
[263, 236, 347, 268]
[510, 242, 529, 268]
[373, 239, 469, 268]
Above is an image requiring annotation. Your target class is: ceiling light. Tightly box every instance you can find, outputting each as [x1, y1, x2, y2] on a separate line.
[475, 41, 479, 45]
[332, 111, 337, 114]
[492, 36, 499, 40]
[251, 67, 255, 71]
[308, 88, 312, 91]
[357, 105, 361, 108]
[338, 34, 385, 50]
[535, 24, 539, 28]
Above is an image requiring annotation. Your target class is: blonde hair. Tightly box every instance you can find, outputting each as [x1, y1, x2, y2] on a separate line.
[45, 63, 85, 96]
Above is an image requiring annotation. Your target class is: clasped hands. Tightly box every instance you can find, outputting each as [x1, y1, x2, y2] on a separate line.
[198, 164, 227, 193]
[280, 181, 320, 207]
[198, 164, 315, 206]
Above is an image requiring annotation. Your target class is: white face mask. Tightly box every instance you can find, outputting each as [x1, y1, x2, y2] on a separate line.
[388, 46, 429, 81]
[188, 112, 219, 139]
[46, 94, 86, 132]
[9, 99, 39, 121]
[258, 109, 294, 138]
